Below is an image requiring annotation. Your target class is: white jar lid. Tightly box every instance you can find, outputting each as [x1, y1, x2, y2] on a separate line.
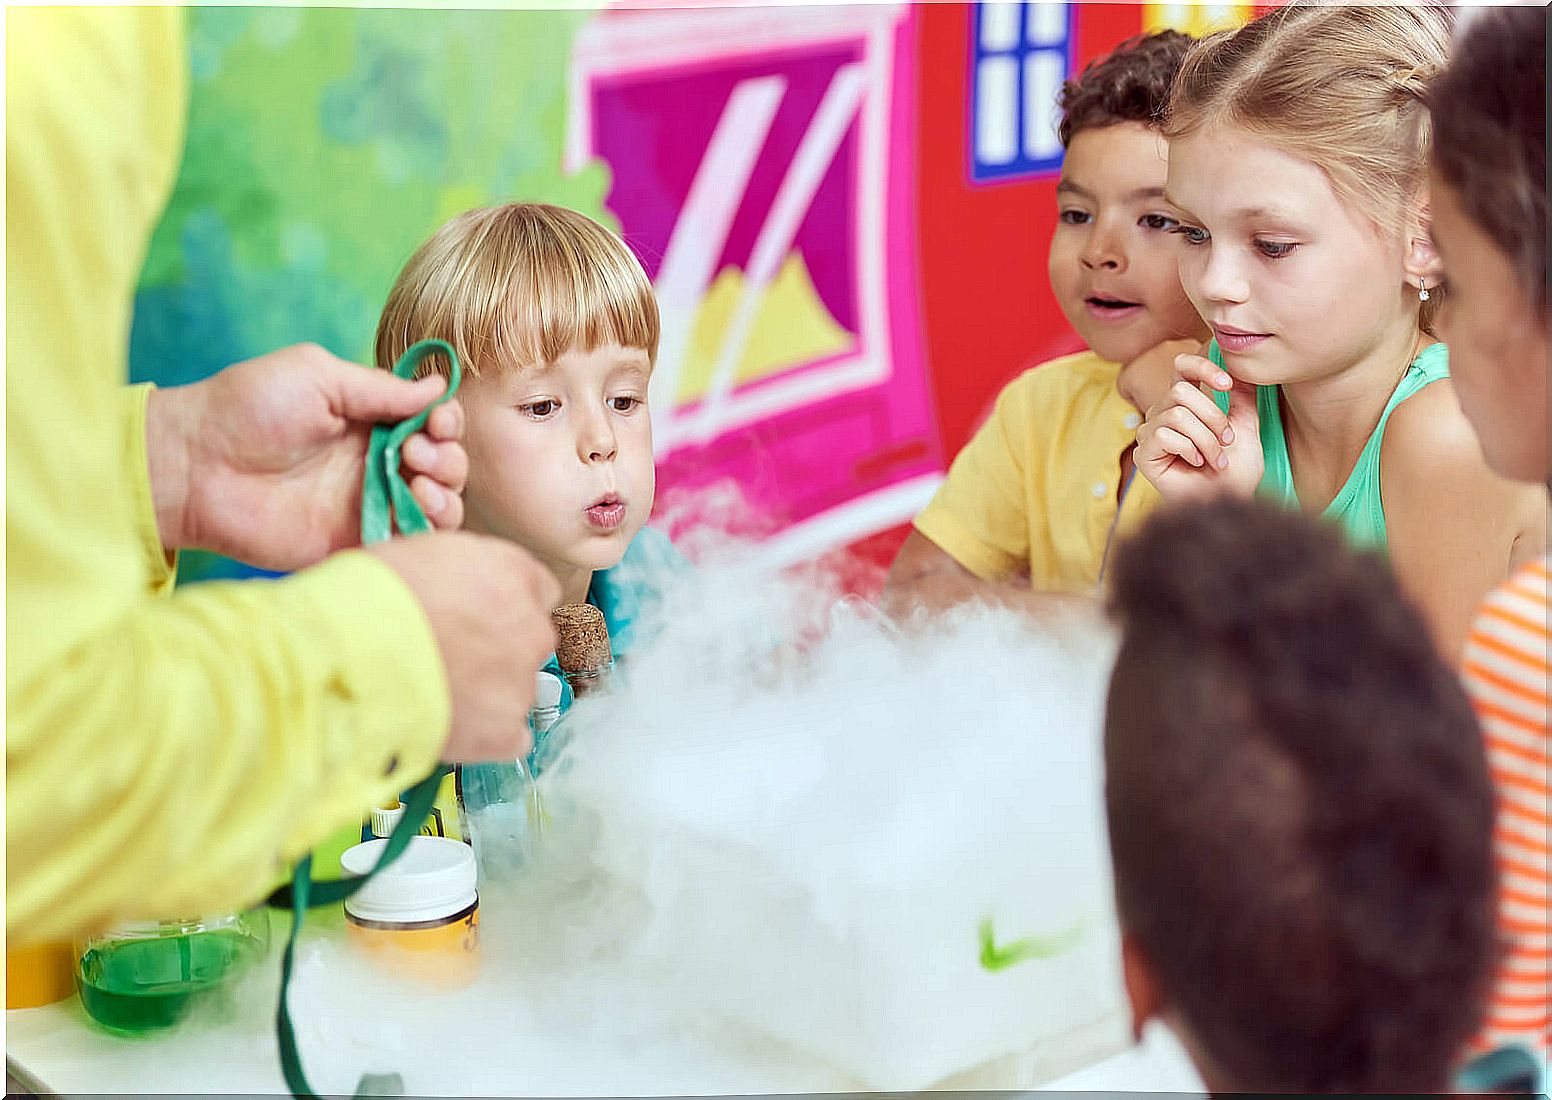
[341, 836, 477, 924]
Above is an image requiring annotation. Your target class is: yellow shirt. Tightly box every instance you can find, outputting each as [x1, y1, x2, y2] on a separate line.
[6, 8, 448, 943]
[914, 350, 1160, 594]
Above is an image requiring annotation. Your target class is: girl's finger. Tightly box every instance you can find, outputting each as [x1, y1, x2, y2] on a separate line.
[1154, 425, 1206, 468]
[1173, 353, 1234, 392]
[1160, 405, 1224, 468]
[1168, 379, 1235, 446]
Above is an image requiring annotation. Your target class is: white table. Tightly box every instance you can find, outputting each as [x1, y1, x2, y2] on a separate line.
[6, 962, 1203, 1098]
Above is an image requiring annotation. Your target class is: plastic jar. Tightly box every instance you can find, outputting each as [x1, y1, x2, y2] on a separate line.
[340, 836, 479, 987]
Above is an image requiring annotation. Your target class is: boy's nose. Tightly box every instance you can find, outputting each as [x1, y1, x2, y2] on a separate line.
[580, 421, 618, 463]
[1080, 231, 1125, 271]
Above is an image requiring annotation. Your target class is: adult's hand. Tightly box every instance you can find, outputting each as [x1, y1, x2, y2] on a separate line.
[146, 343, 467, 571]
[367, 532, 562, 762]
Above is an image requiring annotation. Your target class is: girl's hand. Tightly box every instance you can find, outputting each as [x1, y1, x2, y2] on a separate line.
[1135, 353, 1264, 501]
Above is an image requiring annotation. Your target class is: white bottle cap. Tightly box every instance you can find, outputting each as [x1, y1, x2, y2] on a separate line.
[535, 670, 563, 709]
[370, 803, 407, 839]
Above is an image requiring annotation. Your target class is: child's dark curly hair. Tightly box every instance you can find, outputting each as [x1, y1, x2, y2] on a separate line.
[1058, 29, 1195, 147]
[1103, 498, 1497, 1091]
[1430, 5, 1547, 314]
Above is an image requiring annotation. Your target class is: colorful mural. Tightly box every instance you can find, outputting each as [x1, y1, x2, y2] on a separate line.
[128, 3, 1250, 586]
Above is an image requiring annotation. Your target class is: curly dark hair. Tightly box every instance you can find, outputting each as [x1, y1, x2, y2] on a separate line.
[1103, 498, 1497, 1091]
[1430, 5, 1547, 314]
[1058, 29, 1196, 147]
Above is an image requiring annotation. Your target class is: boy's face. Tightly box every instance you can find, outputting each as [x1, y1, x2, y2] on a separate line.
[1429, 170, 1549, 485]
[1049, 122, 1205, 366]
[461, 343, 655, 591]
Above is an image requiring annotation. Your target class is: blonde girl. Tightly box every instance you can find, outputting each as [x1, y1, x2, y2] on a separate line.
[1133, 3, 1546, 659]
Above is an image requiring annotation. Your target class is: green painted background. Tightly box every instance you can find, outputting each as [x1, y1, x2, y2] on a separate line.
[128, 6, 609, 581]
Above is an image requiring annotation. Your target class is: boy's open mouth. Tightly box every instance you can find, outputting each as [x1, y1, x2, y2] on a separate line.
[1084, 295, 1143, 319]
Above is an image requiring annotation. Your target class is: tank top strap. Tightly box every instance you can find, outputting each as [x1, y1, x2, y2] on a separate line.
[1203, 340, 1450, 553]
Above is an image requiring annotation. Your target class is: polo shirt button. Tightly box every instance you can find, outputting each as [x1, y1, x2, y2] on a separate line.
[1091, 481, 1108, 499]
[1124, 412, 1141, 430]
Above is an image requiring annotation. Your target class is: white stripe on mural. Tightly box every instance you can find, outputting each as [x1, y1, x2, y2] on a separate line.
[691, 62, 869, 444]
[652, 75, 789, 447]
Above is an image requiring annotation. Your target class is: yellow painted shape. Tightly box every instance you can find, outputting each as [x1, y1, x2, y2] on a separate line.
[677, 251, 856, 404]
[1144, 2, 1252, 37]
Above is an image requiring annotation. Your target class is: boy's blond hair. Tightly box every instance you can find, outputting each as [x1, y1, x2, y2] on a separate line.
[375, 202, 660, 379]
[1165, 5, 1450, 328]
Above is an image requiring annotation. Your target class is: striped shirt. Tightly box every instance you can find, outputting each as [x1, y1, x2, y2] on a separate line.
[1463, 556, 1551, 1058]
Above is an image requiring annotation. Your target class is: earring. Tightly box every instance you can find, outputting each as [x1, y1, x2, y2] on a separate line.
[1418, 277, 1431, 302]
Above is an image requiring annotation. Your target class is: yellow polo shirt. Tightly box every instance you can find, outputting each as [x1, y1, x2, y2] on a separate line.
[914, 350, 1160, 594]
[7, 8, 448, 943]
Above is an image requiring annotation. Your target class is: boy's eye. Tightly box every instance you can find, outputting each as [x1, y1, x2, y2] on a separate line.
[521, 399, 558, 418]
[1170, 224, 1210, 246]
[1255, 239, 1299, 259]
[1140, 213, 1179, 232]
[610, 395, 643, 413]
[1058, 209, 1091, 226]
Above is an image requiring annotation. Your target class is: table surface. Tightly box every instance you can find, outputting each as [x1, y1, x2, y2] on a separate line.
[6, 994, 1205, 1097]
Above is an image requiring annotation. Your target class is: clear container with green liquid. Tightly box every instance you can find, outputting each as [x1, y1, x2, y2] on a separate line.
[74, 911, 269, 1034]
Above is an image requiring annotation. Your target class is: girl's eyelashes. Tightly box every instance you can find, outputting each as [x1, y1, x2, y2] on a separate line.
[1170, 223, 1210, 246]
[1058, 208, 1092, 226]
[1254, 239, 1300, 259]
[1140, 212, 1180, 231]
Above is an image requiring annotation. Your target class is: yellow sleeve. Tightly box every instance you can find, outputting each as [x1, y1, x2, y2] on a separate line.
[914, 371, 1042, 580]
[122, 384, 180, 596]
[5, 8, 450, 943]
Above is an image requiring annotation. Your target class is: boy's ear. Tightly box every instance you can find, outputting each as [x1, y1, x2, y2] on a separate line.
[1120, 931, 1166, 1042]
[1403, 190, 1445, 290]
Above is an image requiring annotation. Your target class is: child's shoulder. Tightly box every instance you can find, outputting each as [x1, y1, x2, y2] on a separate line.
[617, 525, 689, 576]
[996, 347, 1123, 412]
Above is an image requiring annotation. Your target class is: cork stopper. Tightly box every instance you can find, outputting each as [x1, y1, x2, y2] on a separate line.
[551, 604, 613, 677]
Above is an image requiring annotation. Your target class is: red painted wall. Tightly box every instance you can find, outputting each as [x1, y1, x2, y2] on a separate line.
[841, 3, 1153, 585]
[915, 2, 1152, 459]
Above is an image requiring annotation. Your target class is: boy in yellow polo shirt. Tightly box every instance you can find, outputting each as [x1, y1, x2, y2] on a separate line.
[886, 30, 1205, 611]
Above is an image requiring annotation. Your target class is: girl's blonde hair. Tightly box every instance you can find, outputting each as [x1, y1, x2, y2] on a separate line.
[1165, 4, 1451, 328]
[375, 202, 660, 379]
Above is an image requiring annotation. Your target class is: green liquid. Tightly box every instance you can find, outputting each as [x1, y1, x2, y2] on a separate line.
[75, 928, 263, 1034]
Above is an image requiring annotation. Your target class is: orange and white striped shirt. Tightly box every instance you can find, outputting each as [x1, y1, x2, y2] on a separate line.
[1462, 555, 1551, 1059]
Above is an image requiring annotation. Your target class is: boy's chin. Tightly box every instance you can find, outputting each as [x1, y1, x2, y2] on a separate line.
[568, 528, 642, 573]
[1058, 308, 1147, 367]
[1076, 327, 1163, 369]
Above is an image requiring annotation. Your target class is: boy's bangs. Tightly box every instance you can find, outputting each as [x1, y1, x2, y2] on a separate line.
[494, 223, 660, 371]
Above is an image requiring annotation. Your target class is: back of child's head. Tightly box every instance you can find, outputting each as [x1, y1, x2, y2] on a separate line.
[1166, 5, 1449, 323]
[1103, 497, 1497, 1091]
[1058, 28, 1195, 146]
[376, 202, 660, 379]
[1430, 5, 1547, 315]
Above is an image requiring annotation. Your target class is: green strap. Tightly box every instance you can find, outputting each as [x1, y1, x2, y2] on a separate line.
[361, 340, 462, 544]
[269, 339, 462, 1099]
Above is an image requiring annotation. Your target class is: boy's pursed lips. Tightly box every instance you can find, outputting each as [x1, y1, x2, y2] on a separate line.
[585, 493, 627, 531]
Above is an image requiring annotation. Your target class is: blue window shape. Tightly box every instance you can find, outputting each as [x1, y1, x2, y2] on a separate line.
[970, 1, 1075, 182]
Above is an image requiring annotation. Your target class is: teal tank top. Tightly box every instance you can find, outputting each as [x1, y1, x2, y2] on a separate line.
[1209, 340, 1451, 553]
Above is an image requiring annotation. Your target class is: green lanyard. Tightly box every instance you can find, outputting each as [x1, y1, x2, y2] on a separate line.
[265, 339, 461, 1099]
